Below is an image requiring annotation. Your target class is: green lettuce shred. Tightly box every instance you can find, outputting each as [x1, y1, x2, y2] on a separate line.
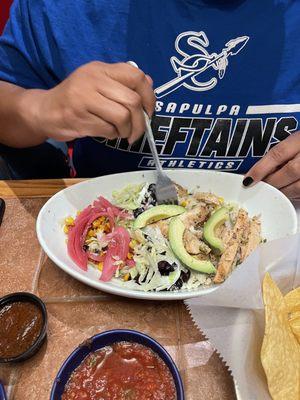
[112, 183, 147, 210]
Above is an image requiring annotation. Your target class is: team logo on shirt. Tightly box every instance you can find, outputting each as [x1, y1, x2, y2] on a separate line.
[98, 31, 300, 173]
[155, 31, 249, 98]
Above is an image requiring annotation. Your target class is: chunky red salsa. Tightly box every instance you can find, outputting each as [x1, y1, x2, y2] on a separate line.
[62, 341, 177, 400]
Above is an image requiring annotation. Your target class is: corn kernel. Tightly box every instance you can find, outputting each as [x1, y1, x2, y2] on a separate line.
[129, 240, 137, 249]
[98, 262, 103, 271]
[92, 219, 102, 228]
[123, 273, 130, 281]
[104, 223, 110, 233]
[127, 252, 133, 260]
[180, 200, 188, 207]
[218, 197, 224, 203]
[93, 216, 105, 227]
[87, 229, 96, 237]
[63, 225, 69, 234]
[65, 216, 75, 226]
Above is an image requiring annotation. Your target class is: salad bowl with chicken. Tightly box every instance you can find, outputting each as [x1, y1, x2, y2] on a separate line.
[36, 170, 297, 300]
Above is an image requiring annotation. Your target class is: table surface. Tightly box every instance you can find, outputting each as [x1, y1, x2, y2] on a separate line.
[0, 179, 236, 400]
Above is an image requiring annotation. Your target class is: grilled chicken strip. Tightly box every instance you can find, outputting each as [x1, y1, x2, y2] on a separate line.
[213, 209, 248, 284]
[183, 229, 211, 255]
[215, 224, 233, 247]
[175, 183, 188, 200]
[181, 204, 210, 228]
[183, 229, 200, 254]
[194, 192, 222, 206]
[240, 216, 261, 262]
[150, 219, 169, 238]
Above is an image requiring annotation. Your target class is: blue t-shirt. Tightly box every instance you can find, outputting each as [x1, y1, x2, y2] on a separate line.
[0, 0, 300, 176]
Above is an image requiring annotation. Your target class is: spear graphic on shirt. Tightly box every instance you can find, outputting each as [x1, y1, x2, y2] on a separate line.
[155, 36, 249, 98]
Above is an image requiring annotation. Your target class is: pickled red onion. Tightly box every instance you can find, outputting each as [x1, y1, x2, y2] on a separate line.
[100, 227, 131, 282]
[67, 196, 130, 271]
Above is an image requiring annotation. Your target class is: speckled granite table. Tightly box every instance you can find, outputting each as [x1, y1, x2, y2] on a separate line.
[0, 179, 236, 400]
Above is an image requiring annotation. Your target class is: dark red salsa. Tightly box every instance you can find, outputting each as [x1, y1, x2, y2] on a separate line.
[0, 301, 43, 359]
[62, 341, 177, 400]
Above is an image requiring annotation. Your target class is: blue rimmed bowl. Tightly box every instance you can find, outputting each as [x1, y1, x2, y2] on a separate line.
[50, 329, 184, 399]
[0, 381, 7, 400]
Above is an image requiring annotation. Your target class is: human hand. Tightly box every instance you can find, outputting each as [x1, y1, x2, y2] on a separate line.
[32, 61, 155, 144]
[243, 132, 300, 199]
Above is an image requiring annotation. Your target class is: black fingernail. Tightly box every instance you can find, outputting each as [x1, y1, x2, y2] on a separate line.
[0, 198, 5, 226]
[243, 176, 254, 187]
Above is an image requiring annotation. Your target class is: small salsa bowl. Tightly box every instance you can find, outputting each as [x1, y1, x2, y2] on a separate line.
[50, 329, 185, 399]
[0, 292, 48, 363]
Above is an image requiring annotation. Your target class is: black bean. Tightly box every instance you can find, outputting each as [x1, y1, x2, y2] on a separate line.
[149, 198, 157, 206]
[83, 244, 88, 251]
[133, 208, 144, 218]
[180, 269, 191, 283]
[137, 184, 157, 212]
[170, 279, 183, 291]
[148, 184, 157, 203]
[158, 260, 175, 275]
[160, 251, 166, 256]
[148, 183, 156, 192]
[134, 274, 147, 284]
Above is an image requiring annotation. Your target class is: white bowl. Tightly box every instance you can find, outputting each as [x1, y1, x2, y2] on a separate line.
[36, 170, 297, 300]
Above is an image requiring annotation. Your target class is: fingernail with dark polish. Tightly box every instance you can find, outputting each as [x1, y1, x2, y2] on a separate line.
[0, 198, 5, 226]
[243, 176, 254, 187]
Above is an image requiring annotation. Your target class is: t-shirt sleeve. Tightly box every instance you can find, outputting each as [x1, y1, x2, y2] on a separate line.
[0, 0, 49, 89]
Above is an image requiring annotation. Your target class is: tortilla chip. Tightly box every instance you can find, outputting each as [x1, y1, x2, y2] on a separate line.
[261, 273, 300, 400]
[288, 311, 300, 343]
[284, 287, 300, 314]
[289, 310, 300, 320]
[284, 287, 300, 343]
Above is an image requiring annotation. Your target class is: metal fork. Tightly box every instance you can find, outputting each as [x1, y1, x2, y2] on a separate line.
[128, 61, 178, 205]
[143, 112, 178, 204]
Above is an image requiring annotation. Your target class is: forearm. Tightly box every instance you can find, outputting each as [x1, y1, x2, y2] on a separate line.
[0, 81, 47, 148]
[0, 62, 156, 147]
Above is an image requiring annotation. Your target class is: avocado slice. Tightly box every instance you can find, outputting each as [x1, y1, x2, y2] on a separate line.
[133, 205, 186, 229]
[168, 217, 216, 274]
[203, 207, 229, 254]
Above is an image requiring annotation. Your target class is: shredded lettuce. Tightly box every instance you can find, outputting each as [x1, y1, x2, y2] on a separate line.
[110, 224, 213, 292]
[182, 270, 212, 290]
[112, 183, 148, 210]
[115, 226, 181, 292]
